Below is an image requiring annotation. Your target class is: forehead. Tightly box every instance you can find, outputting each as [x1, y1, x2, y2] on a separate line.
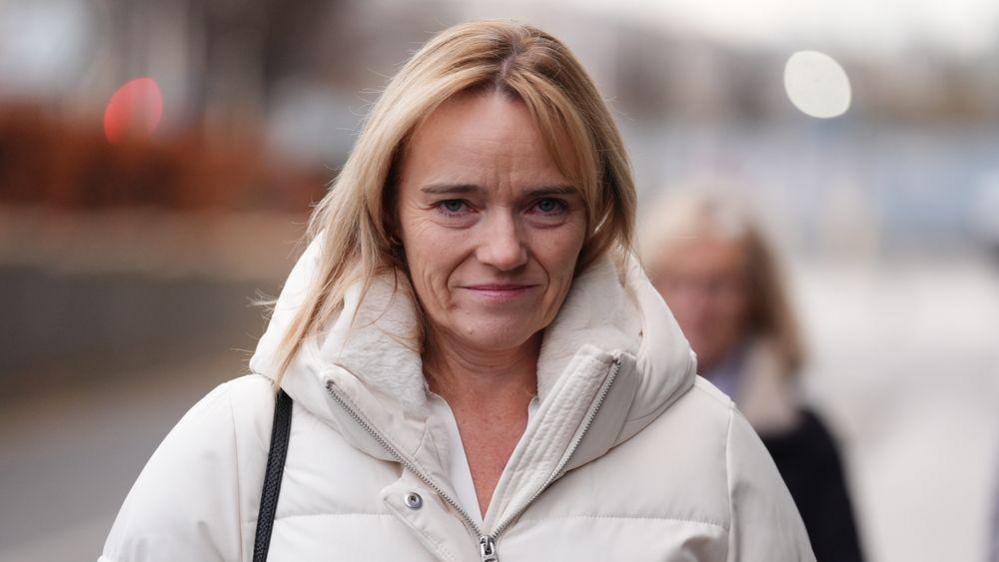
[660, 235, 748, 276]
[399, 92, 572, 194]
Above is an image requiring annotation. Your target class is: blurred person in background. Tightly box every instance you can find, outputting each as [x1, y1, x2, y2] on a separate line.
[642, 192, 864, 562]
[99, 21, 815, 562]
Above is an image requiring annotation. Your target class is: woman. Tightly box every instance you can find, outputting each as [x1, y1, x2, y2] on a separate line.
[100, 22, 814, 561]
[641, 192, 864, 562]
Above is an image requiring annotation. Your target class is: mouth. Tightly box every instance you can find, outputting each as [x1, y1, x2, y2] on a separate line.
[460, 283, 539, 302]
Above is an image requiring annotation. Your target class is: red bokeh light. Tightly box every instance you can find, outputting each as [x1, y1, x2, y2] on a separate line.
[103, 77, 163, 144]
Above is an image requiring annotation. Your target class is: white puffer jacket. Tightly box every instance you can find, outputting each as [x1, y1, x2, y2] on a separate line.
[99, 235, 816, 562]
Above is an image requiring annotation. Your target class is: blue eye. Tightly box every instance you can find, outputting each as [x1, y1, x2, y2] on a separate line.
[437, 200, 468, 215]
[533, 198, 567, 214]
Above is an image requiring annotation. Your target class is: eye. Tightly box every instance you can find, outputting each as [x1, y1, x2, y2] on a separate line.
[436, 199, 470, 216]
[530, 198, 568, 215]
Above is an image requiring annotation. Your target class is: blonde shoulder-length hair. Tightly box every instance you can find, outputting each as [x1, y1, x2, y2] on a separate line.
[639, 191, 805, 377]
[260, 20, 638, 387]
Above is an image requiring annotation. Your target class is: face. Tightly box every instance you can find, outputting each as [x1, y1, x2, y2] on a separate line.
[395, 92, 587, 354]
[649, 236, 751, 373]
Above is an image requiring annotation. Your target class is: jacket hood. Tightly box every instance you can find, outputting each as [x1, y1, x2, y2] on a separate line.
[249, 231, 696, 521]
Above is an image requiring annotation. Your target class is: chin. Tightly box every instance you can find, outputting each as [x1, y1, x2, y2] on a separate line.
[455, 316, 544, 352]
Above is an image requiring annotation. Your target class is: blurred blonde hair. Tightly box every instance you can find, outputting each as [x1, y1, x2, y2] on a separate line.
[639, 191, 805, 376]
[259, 20, 637, 388]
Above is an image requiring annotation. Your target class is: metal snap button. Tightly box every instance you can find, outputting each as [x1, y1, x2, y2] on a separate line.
[404, 492, 423, 510]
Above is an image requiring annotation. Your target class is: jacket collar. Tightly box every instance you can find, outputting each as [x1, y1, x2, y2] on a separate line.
[249, 232, 697, 521]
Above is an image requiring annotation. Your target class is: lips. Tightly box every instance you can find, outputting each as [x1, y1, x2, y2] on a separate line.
[460, 283, 539, 302]
[465, 284, 536, 291]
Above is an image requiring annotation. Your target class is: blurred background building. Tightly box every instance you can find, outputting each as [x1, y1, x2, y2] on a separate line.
[1, 1, 998, 561]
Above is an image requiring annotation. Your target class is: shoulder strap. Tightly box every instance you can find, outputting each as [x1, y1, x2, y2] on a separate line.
[253, 389, 293, 562]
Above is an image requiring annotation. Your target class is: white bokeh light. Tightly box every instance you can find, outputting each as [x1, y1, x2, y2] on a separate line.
[783, 50, 852, 118]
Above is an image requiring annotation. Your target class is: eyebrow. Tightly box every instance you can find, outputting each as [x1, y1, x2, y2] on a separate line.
[420, 184, 479, 195]
[525, 185, 578, 197]
[419, 183, 578, 197]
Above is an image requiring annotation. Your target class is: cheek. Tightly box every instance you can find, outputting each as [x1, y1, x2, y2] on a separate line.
[668, 293, 698, 320]
[670, 291, 715, 330]
[535, 223, 587, 302]
[722, 297, 751, 335]
[400, 217, 470, 312]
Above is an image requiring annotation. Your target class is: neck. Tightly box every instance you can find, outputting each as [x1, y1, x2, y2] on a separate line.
[423, 330, 540, 414]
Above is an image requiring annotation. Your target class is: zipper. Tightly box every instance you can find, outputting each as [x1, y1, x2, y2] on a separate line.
[325, 378, 485, 539]
[325, 353, 623, 562]
[479, 535, 498, 562]
[486, 354, 622, 546]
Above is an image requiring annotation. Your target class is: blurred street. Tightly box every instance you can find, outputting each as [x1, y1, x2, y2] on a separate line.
[796, 256, 999, 562]
[0, 353, 236, 562]
[2, 254, 998, 562]
[0, 211, 301, 561]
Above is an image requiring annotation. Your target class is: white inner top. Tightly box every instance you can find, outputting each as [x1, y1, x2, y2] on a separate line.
[427, 393, 540, 527]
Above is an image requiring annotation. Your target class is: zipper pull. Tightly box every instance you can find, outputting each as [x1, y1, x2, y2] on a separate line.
[479, 535, 498, 562]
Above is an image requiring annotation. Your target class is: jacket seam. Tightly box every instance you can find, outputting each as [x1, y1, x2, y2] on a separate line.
[384, 500, 460, 562]
[724, 402, 735, 562]
[226, 381, 245, 562]
[275, 512, 395, 522]
[411, 418, 433, 461]
[519, 513, 727, 529]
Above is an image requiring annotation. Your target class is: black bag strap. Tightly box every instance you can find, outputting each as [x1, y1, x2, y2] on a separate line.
[253, 389, 293, 562]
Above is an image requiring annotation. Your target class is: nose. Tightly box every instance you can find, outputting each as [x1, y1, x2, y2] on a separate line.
[475, 211, 528, 271]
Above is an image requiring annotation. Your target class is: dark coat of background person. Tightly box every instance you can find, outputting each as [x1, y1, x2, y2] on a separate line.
[762, 408, 865, 562]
